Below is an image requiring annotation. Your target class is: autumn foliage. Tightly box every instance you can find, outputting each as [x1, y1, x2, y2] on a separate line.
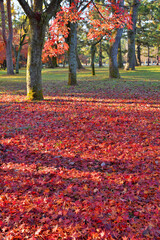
[43, 0, 132, 61]
[42, 3, 82, 61]
[88, 2, 132, 41]
[0, 66, 159, 239]
[0, 29, 6, 65]
[0, 28, 28, 67]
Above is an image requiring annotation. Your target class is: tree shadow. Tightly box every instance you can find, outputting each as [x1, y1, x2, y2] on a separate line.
[0, 87, 159, 238]
[0, 141, 159, 239]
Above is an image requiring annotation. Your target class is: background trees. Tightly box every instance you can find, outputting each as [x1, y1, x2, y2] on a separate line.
[87, 0, 132, 78]
[124, 0, 140, 70]
[0, 0, 14, 74]
[0, 0, 159, 100]
[136, 0, 160, 66]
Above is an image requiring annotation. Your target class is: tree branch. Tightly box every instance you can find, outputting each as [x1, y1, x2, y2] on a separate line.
[17, 0, 34, 18]
[78, 0, 92, 12]
[45, 0, 62, 19]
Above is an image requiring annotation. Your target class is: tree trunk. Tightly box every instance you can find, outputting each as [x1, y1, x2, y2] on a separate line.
[52, 56, 58, 67]
[156, 46, 159, 65]
[91, 44, 96, 75]
[15, 45, 22, 74]
[109, 28, 123, 78]
[68, 22, 77, 85]
[118, 40, 123, 68]
[26, 18, 46, 100]
[125, 0, 140, 70]
[6, 38, 14, 74]
[0, 0, 14, 75]
[137, 42, 141, 66]
[15, 32, 28, 73]
[76, 50, 84, 69]
[48, 56, 58, 68]
[147, 45, 150, 66]
[99, 40, 103, 67]
[17, 0, 62, 100]
[108, 0, 124, 78]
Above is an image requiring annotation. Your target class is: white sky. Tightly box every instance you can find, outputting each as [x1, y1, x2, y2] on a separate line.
[12, 0, 20, 9]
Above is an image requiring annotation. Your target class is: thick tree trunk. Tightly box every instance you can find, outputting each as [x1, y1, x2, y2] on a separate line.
[17, 0, 62, 100]
[91, 44, 96, 75]
[109, 28, 123, 78]
[125, 0, 140, 70]
[68, 22, 77, 85]
[118, 41, 123, 68]
[108, 0, 124, 78]
[26, 18, 46, 100]
[6, 38, 14, 74]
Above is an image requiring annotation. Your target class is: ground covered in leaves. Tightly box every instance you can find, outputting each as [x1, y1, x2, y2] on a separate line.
[0, 67, 160, 239]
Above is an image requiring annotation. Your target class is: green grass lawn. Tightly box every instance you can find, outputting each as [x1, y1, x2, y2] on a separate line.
[0, 65, 159, 101]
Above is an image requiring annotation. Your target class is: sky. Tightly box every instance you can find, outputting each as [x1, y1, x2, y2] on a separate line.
[12, 0, 19, 9]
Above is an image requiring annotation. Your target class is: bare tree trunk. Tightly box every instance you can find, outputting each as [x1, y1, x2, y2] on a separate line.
[108, 0, 124, 78]
[17, 0, 62, 100]
[26, 18, 46, 100]
[125, 0, 140, 70]
[14, 35, 27, 74]
[156, 46, 159, 65]
[109, 28, 123, 78]
[15, 50, 21, 74]
[0, 0, 14, 75]
[118, 40, 123, 68]
[137, 42, 141, 66]
[147, 45, 150, 66]
[76, 50, 84, 69]
[48, 56, 58, 68]
[91, 44, 96, 75]
[99, 40, 103, 67]
[68, 22, 77, 85]
[90, 37, 103, 76]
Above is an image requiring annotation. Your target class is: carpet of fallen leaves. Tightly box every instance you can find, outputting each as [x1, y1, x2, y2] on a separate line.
[0, 79, 160, 239]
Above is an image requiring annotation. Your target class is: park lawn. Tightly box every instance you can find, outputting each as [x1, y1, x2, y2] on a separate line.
[0, 66, 160, 239]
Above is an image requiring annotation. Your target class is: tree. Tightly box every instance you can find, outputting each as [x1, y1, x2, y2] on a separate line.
[43, 0, 89, 85]
[0, 0, 14, 75]
[90, 37, 102, 75]
[67, 19, 77, 85]
[124, 0, 140, 70]
[99, 39, 103, 67]
[12, 15, 29, 73]
[136, 0, 160, 66]
[118, 40, 123, 68]
[88, 0, 131, 78]
[67, 0, 92, 84]
[17, 0, 62, 100]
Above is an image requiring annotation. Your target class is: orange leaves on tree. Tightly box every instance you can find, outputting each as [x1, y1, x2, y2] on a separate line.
[42, 3, 82, 60]
[87, 0, 132, 42]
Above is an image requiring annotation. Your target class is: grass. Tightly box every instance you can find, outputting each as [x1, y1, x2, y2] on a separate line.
[0, 65, 159, 102]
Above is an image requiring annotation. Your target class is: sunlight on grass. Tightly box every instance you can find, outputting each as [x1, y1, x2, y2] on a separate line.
[0, 66, 160, 98]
